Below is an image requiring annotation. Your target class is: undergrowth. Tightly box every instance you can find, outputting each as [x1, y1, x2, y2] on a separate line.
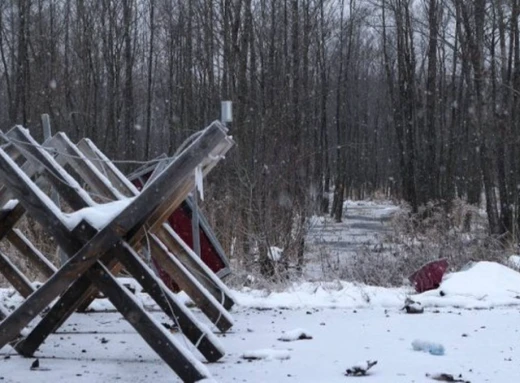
[339, 199, 506, 287]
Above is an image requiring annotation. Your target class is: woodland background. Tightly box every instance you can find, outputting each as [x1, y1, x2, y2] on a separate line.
[0, 0, 519, 278]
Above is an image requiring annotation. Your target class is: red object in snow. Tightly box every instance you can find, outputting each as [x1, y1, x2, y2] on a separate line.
[131, 176, 230, 293]
[409, 259, 448, 293]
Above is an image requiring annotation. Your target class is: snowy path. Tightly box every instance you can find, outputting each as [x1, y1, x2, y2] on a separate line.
[305, 201, 398, 279]
[1, 306, 519, 382]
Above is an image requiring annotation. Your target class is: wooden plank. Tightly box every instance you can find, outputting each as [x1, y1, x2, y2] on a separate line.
[49, 133, 233, 328]
[45, 133, 123, 201]
[0, 250, 34, 298]
[0, 157, 213, 380]
[86, 262, 210, 382]
[0, 202, 25, 239]
[76, 138, 138, 197]
[0, 122, 227, 347]
[146, 136, 234, 233]
[155, 225, 235, 310]
[0, 304, 8, 320]
[146, 233, 233, 331]
[17, 221, 225, 362]
[46, 133, 125, 310]
[6, 229, 56, 279]
[75, 128, 235, 308]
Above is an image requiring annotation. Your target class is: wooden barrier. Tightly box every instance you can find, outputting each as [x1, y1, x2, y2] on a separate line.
[0, 122, 234, 382]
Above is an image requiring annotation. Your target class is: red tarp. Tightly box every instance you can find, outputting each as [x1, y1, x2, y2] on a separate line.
[409, 259, 449, 293]
[132, 178, 227, 292]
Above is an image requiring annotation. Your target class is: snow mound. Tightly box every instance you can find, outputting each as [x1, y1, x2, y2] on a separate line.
[235, 281, 406, 309]
[278, 328, 313, 342]
[415, 261, 520, 308]
[242, 349, 291, 361]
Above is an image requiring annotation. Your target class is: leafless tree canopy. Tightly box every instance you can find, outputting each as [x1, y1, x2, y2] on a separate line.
[1, 0, 519, 275]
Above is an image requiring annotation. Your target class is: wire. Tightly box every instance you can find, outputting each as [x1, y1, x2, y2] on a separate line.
[2, 133, 175, 168]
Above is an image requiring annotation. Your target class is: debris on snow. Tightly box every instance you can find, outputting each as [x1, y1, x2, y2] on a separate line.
[412, 339, 445, 356]
[242, 349, 291, 361]
[402, 297, 424, 314]
[29, 359, 49, 371]
[345, 360, 377, 376]
[30, 359, 39, 370]
[278, 328, 313, 342]
[426, 372, 470, 382]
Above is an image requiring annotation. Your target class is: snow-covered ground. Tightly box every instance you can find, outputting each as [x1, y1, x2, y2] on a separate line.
[2, 200, 520, 382]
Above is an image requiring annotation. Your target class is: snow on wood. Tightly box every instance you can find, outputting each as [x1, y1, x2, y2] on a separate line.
[0, 148, 67, 226]
[62, 197, 135, 230]
[1, 199, 18, 210]
[10, 126, 97, 207]
[195, 165, 204, 200]
[163, 224, 237, 303]
[54, 132, 128, 200]
[151, 232, 235, 329]
[81, 138, 141, 195]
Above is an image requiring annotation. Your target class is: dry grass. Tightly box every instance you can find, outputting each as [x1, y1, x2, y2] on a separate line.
[339, 199, 506, 287]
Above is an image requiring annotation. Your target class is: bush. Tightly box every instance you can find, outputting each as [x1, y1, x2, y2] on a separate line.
[338, 199, 505, 287]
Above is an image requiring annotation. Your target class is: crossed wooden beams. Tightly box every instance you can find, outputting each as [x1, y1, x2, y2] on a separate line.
[0, 122, 234, 382]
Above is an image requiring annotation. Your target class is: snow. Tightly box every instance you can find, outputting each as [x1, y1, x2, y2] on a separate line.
[416, 261, 520, 308]
[278, 328, 313, 341]
[1, 303, 519, 382]
[1, 199, 18, 210]
[242, 348, 291, 360]
[411, 339, 445, 356]
[2, 200, 520, 382]
[62, 197, 135, 230]
[195, 165, 204, 200]
[235, 281, 406, 309]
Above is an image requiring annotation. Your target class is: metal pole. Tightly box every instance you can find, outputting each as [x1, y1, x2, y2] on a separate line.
[191, 191, 201, 258]
[42, 114, 67, 266]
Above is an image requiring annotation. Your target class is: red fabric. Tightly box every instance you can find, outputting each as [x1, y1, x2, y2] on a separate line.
[409, 259, 449, 293]
[132, 176, 226, 292]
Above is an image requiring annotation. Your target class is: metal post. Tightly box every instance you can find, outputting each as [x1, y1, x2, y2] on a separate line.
[42, 114, 67, 266]
[191, 192, 201, 258]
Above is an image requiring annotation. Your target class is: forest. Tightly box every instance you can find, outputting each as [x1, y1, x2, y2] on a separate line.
[0, 0, 518, 277]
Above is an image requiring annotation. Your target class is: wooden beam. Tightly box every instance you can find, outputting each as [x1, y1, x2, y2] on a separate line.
[0, 152, 214, 380]
[155, 225, 236, 310]
[76, 138, 139, 197]
[0, 123, 227, 345]
[45, 133, 124, 201]
[17, 222, 225, 362]
[47, 133, 233, 328]
[0, 202, 25, 239]
[87, 261, 211, 382]
[74, 130, 235, 309]
[0, 250, 34, 298]
[6, 229, 56, 279]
